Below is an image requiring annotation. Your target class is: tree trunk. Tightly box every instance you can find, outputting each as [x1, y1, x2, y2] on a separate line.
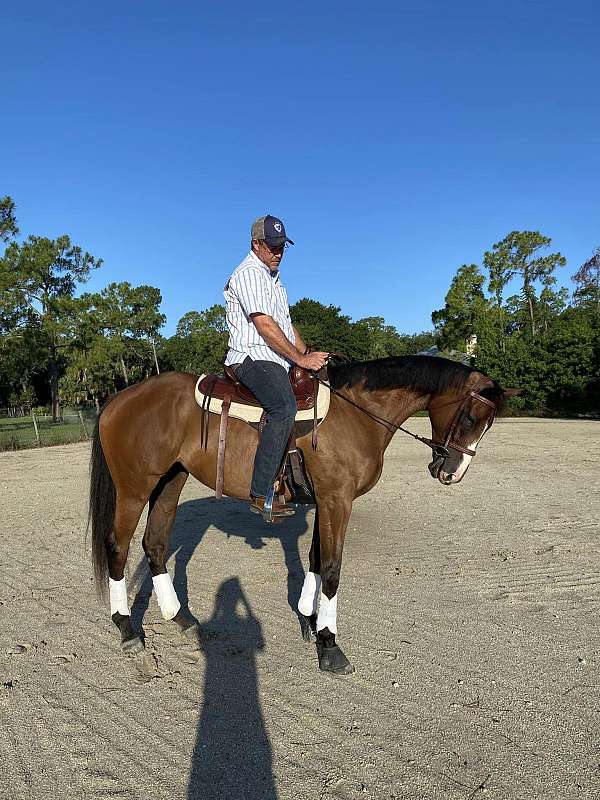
[49, 352, 60, 422]
[151, 339, 160, 374]
[120, 356, 129, 386]
[527, 294, 536, 338]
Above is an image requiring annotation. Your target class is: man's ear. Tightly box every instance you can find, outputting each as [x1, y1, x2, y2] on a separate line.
[503, 388, 522, 397]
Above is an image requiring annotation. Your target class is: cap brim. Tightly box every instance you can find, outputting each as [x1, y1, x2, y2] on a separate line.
[264, 236, 294, 246]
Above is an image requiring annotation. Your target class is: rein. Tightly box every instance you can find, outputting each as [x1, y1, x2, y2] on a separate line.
[314, 374, 497, 459]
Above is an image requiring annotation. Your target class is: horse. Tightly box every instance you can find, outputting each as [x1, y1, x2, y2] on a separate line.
[88, 355, 518, 675]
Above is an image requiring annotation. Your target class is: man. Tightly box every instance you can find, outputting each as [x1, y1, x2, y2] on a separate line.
[224, 215, 329, 519]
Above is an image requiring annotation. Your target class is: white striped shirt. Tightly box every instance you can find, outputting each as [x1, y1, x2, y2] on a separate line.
[224, 250, 295, 369]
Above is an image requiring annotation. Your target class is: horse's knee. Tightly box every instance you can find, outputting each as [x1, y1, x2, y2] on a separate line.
[142, 538, 167, 575]
[107, 533, 128, 580]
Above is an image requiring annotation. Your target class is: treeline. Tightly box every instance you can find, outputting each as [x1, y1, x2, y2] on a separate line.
[432, 232, 599, 415]
[0, 196, 433, 419]
[1, 195, 598, 418]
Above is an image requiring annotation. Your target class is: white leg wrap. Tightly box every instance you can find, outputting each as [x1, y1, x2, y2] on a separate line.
[316, 592, 338, 634]
[152, 573, 181, 620]
[109, 577, 130, 616]
[298, 571, 321, 616]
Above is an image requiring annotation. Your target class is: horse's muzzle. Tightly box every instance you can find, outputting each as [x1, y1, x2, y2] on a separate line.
[428, 455, 444, 479]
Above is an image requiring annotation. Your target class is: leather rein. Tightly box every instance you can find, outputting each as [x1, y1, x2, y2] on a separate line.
[315, 374, 497, 459]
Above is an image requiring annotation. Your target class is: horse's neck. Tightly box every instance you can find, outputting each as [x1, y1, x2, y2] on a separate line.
[338, 385, 428, 451]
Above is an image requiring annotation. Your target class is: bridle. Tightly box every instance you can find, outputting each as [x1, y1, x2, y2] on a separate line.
[315, 374, 498, 460]
[424, 378, 497, 458]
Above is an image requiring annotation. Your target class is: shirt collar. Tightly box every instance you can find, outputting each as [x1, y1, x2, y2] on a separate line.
[249, 250, 280, 281]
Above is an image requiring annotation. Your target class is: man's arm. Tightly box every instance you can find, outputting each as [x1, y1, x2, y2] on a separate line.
[251, 314, 328, 371]
[292, 324, 307, 354]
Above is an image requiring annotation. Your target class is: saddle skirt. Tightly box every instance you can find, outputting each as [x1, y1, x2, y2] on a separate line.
[194, 374, 330, 424]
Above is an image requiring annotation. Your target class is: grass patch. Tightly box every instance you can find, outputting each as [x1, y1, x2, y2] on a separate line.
[0, 416, 93, 451]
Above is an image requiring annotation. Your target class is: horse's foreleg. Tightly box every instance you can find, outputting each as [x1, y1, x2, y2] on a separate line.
[298, 508, 321, 642]
[313, 495, 354, 675]
[108, 495, 147, 654]
[142, 466, 201, 647]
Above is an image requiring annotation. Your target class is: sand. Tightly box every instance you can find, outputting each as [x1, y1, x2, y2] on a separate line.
[0, 417, 599, 800]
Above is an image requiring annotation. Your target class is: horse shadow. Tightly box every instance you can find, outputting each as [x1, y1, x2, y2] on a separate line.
[187, 576, 277, 799]
[130, 497, 313, 631]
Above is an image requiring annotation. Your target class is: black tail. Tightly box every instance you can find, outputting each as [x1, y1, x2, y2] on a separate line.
[88, 413, 116, 600]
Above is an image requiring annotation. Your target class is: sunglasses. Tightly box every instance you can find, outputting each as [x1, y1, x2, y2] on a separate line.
[261, 240, 288, 254]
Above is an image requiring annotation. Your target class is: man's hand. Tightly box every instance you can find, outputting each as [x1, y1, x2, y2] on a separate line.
[297, 351, 330, 371]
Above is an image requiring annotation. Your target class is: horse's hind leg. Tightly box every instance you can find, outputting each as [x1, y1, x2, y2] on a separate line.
[142, 465, 200, 646]
[108, 494, 148, 654]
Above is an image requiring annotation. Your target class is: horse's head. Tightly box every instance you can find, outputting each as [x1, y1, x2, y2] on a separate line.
[427, 378, 520, 486]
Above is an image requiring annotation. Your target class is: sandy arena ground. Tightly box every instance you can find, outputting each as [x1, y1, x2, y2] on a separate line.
[0, 418, 599, 800]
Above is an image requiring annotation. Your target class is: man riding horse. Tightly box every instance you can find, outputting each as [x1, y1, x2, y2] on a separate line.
[223, 215, 329, 520]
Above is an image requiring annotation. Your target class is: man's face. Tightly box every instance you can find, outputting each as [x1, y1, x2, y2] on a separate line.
[253, 239, 286, 270]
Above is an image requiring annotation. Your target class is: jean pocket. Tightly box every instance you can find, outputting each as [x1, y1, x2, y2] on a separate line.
[232, 357, 252, 379]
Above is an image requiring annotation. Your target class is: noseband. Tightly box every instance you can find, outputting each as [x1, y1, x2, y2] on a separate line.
[419, 380, 497, 458]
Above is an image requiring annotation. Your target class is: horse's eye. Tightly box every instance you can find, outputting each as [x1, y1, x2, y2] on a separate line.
[465, 414, 475, 427]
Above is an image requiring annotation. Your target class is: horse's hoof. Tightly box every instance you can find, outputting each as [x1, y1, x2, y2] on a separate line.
[121, 636, 145, 655]
[299, 613, 317, 643]
[317, 643, 355, 675]
[182, 623, 202, 650]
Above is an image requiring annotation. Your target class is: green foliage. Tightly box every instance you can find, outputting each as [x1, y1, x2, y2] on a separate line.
[0, 233, 102, 419]
[432, 264, 487, 351]
[1, 197, 597, 420]
[290, 298, 371, 360]
[160, 305, 228, 374]
[483, 231, 566, 339]
[0, 196, 19, 243]
[572, 247, 600, 314]
[435, 230, 598, 416]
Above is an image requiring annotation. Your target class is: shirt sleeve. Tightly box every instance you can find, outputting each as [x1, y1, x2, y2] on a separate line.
[230, 268, 274, 318]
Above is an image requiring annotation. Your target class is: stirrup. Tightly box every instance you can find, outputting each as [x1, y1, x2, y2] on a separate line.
[262, 485, 275, 523]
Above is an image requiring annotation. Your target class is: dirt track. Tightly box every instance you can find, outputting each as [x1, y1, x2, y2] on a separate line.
[0, 418, 599, 800]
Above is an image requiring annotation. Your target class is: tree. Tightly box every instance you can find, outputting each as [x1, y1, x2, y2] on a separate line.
[161, 306, 228, 374]
[89, 282, 166, 385]
[0, 196, 19, 243]
[0, 235, 102, 420]
[290, 298, 371, 361]
[483, 231, 565, 339]
[431, 264, 487, 351]
[356, 316, 405, 359]
[572, 247, 600, 314]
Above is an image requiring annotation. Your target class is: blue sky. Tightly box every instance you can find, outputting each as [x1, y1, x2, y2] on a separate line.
[3, 1, 599, 336]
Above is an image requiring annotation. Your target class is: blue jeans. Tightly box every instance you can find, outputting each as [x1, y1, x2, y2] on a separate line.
[232, 358, 297, 498]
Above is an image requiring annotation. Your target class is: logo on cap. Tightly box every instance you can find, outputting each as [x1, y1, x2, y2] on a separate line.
[273, 222, 282, 233]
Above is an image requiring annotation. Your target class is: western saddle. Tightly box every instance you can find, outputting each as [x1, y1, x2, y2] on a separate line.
[197, 362, 323, 510]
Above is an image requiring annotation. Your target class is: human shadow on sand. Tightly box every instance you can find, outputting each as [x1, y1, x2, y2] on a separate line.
[130, 497, 313, 632]
[186, 576, 276, 800]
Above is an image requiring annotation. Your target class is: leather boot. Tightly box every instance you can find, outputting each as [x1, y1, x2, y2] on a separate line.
[250, 495, 295, 519]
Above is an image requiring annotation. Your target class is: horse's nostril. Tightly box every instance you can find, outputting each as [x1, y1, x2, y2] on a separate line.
[446, 474, 455, 482]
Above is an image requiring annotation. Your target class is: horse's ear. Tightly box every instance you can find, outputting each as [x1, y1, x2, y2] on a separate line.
[502, 388, 522, 397]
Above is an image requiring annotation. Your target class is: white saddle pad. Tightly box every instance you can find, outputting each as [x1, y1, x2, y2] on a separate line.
[194, 375, 330, 424]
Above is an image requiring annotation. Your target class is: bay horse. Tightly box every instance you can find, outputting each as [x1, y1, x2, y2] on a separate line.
[89, 355, 518, 674]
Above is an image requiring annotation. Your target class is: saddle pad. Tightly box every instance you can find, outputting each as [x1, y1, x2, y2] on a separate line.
[194, 375, 330, 424]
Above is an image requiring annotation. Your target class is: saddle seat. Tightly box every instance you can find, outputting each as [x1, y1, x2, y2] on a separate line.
[197, 363, 318, 411]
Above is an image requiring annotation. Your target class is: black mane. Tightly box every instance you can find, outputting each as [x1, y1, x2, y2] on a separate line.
[329, 355, 495, 395]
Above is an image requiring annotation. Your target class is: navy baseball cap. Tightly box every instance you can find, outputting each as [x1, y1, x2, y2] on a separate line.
[251, 215, 294, 246]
